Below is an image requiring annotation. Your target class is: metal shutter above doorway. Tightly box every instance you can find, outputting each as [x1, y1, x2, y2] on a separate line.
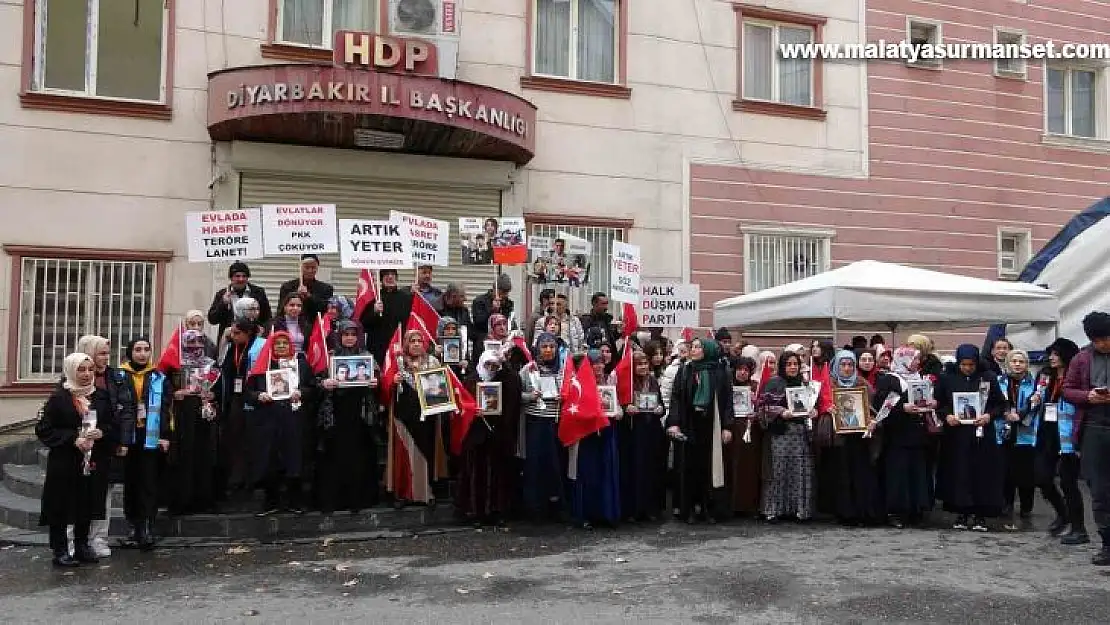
[239, 173, 501, 309]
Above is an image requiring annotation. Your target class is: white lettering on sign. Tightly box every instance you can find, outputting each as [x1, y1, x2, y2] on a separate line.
[339, 218, 412, 269]
[610, 241, 641, 304]
[186, 209, 264, 263]
[390, 210, 449, 267]
[261, 204, 338, 256]
[640, 283, 700, 328]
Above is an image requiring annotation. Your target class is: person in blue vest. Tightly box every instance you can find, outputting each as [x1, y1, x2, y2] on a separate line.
[118, 337, 174, 551]
[997, 349, 1041, 531]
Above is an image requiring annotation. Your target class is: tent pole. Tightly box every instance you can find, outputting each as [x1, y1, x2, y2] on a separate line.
[832, 317, 838, 346]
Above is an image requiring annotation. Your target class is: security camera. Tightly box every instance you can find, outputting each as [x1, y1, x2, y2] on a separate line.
[207, 173, 225, 190]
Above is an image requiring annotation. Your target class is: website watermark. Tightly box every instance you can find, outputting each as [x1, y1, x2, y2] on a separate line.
[780, 40, 1110, 65]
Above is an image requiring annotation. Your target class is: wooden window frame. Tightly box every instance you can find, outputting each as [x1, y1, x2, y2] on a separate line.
[521, 0, 632, 100]
[261, 0, 390, 62]
[732, 3, 826, 121]
[19, 0, 176, 121]
[1, 245, 172, 396]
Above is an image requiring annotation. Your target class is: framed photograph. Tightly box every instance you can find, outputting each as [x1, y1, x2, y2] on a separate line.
[477, 382, 502, 415]
[786, 387, 811, 416]
[538, 375, 559, 400]
[598, 385, 619, 416]
[636, 392, 659, 412]
[440, 337, 463, 364]
[953, 392, 982, 425]
[732, 386, 753, 416]
[266, 368, 296, 401]
[331, 355, 375, 387]
[484, 340, 503, 354]
[832, 388, 870, 433]
[416, 367, 457, 417]
[908, 379, 932, 407]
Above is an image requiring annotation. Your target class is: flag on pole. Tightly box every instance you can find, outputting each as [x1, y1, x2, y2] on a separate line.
[306, 313, 330, 374]
[681, 328, 694, 343]
[558, 354, 609, 446]
[407, 292, 440, 346]
[247, 332, 277, 378]
[156, 323, 182, 372]
[614, 340, 634, 407]
[379, 325, 404, 404]
[621, 302, 638, 339]
[447, 367, 478, 455]
[352, 269, 377, 321]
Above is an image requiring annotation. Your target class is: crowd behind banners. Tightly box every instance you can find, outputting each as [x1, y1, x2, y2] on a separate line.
[32, 254, 1110, 572]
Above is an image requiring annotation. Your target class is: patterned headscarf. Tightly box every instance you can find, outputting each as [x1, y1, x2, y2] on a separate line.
[832, 349, 858, 388]
[328, 295, 354, 321]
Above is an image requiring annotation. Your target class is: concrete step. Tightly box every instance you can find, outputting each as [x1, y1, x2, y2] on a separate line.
[37, 448, 47, 471]
[0, 481, 454, 539]
[4, 463, 124, 508]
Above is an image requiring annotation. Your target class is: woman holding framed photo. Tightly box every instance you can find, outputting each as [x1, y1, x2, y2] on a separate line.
[385, 330, 447, 509]
[997, 349, 1042, 531]
[757, 350, 816, 523]
[827, 350, 883, 526]
[519, 332, 567, 521]
[568, 351, 622, 530]
[618, 350, 666, 523]
[726, 355, 762, 518]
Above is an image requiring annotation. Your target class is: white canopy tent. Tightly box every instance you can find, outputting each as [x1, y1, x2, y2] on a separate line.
[712, 260, 1060, 336]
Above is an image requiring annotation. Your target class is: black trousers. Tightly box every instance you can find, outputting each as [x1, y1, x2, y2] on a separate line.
[1081, 424, 1110, 546]
[49, 523, 88, 556]
[1004, 445, 1036, 515]
[124, 448, 161, 522]
[1037, 449, 1085, 530]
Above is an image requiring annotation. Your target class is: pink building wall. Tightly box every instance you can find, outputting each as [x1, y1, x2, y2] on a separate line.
[691, 0, 1110, 350]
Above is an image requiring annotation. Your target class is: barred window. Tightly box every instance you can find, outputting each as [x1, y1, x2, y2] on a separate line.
[529, 222, 624, 314]
[743, 229, 832, 293]
[16, 257, 157, 381]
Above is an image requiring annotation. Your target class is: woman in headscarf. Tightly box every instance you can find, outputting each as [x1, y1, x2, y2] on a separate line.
[827, 350, 883, 526]
[219, 296, 264, 358]
[167, 312, 219, 516]
[436, 316, 472, 380]
[316, 320, 379, 519]
[244, 330, 314, 515]
[906, 333, 943, 506]
[808, 340, 837, 516]
[726, 355, 762, 517]
[487, 313, 510, 343]
[324, 295, 355, 351]
[568, 351, 622, 529]
[984, 337, 1013, 377]
[667, 338, 735, 524]
[758, 350, 816, 522]
[856, 348, 880, 388]
[118, 337, 173, 551]
[877, 349, 892, 372]
[935, 344, 1006, 532]
[519, 332, 567, 521]
[618, 350, 666, 523]
[660, 341, 689, 413]
[872, 345, 934, 528]
[998, 349, 1041, 530]
[215, 319, 262, 501]
[385, 329, 448, 509]
[38, 353, 107, 567]
[1035, 338, 1088, 544]
[783, 343, 807, 380]
[456, 349, 522, 526]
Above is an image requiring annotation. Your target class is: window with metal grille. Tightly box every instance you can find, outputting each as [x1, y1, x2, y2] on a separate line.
[743, 229, 832, 293]
[528, 223, 624, 314]
[16, 258, 157, 381]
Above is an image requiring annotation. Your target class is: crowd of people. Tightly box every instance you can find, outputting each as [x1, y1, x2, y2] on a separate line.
[33, 254, 1110, 571]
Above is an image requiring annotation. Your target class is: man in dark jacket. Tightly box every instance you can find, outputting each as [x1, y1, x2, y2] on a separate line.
[580, 292, 617, 347]
[1063, 311, 1110, 566]
[207, 262, 273, 338]
[360, 269, 413, 366]
[472, 273, 514, 348]
[278, 254, 334, 321]
[438, 282, 474, 356]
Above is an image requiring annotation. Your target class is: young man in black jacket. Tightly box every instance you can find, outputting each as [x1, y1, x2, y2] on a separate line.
[207, 262, 273, 337]
[278, 254, 335, 321]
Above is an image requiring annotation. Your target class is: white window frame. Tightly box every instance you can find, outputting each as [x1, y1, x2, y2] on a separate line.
[996, 228, 1031, 280]
[531, 0, 621, 84]
[993, 27, 1027, 79]
[741, 226, 833, 294]
[741, 19, 816, 107]
[905, 17, 943, 70]
[32, 0, 170, 104]
[1044, 63, 1103, 139]
[277, 0, 379, 49]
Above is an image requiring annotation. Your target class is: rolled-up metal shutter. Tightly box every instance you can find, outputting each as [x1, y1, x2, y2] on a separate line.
[238, 173, 500, 307]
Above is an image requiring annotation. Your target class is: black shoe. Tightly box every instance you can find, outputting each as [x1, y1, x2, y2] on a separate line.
[52, 554, 79, 568]
[138, 520, 156, 552]
[1092, 549, 1110, 566]
[1048, 515, 1069, 537]
[971, 517, 989, 532]
[256, 505, 280, 517]
[1061, 530, 1091, 546]
[889, 516, 905, 529]
[74, 546, 99, 564]
[705, 516, 718, 525]
[286, 505, 306, 515]
[952, 515, 969, 530]
[685, 514, 697, 525]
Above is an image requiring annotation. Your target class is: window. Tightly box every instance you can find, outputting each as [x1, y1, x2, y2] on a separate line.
[278, 0, 377, 48]
[31, 0, 169, 102]
[906, 18, 942, 69]
[532, 0, 618, 84]
[994, 28, 1026, 78]
[742, 21, 814, 106]
[14, 256, 159, 382]
[743, 229, 832, 293]
[529, 222, 625, 313]
[997, 229, 1031, 279]
[1047, 66, 1098, 138]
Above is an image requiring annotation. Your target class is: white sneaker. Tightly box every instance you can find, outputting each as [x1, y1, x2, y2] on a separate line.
[91, 537, 112, 558]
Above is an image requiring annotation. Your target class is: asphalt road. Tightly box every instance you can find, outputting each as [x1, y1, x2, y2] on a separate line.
[1, 517, 1108, 624]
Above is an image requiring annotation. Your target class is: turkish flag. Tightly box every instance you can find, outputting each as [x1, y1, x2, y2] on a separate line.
[447, 367, 478, 456]
[247, 332, 276, 378]
[352, 269, 377, 322]
[754, 358, 775, 398]
[558, 355, 609, 447]
[306, 313, 330, 374]
[407, 292, 440, 346]
[156, 324, 181, 372]
[379, 325, 404, 404]
[614, 340, 634, 407]
[621, 302, 638, 338]
[681, 328, 694, 343]
[510, 334, 533, 363]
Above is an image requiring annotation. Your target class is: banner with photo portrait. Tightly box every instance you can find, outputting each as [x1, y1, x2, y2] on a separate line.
[529, 232, 591, 287]
[459, 217, 527, 266]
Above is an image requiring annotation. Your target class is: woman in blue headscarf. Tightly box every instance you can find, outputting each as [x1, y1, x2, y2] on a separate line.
[568, 350, 622, 529]
[827, 350, 883, 526]
[519, 332, 567, 521]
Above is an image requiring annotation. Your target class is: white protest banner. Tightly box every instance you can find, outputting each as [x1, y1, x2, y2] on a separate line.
[556, 232, 592, 255]
[186, 208, 263, 262]
[528, 235, 553, 253]
[390, 210, 450, 267]
[261, 204, 338, 255]
[339, 218, 411, 269]
[610, 241, 641, 304]
[640, 283, 699, 328]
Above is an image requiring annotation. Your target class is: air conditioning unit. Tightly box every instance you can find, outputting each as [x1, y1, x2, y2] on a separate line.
[390, 0, 460, 79]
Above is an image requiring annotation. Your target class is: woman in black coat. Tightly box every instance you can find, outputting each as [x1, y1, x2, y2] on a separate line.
[38, 353, 108, 567]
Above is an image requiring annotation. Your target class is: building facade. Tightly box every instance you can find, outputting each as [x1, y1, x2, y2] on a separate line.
[0, 0, 1102, 425]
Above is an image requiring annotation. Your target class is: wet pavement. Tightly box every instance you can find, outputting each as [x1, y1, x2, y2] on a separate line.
[2, 516, 1109, 624]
